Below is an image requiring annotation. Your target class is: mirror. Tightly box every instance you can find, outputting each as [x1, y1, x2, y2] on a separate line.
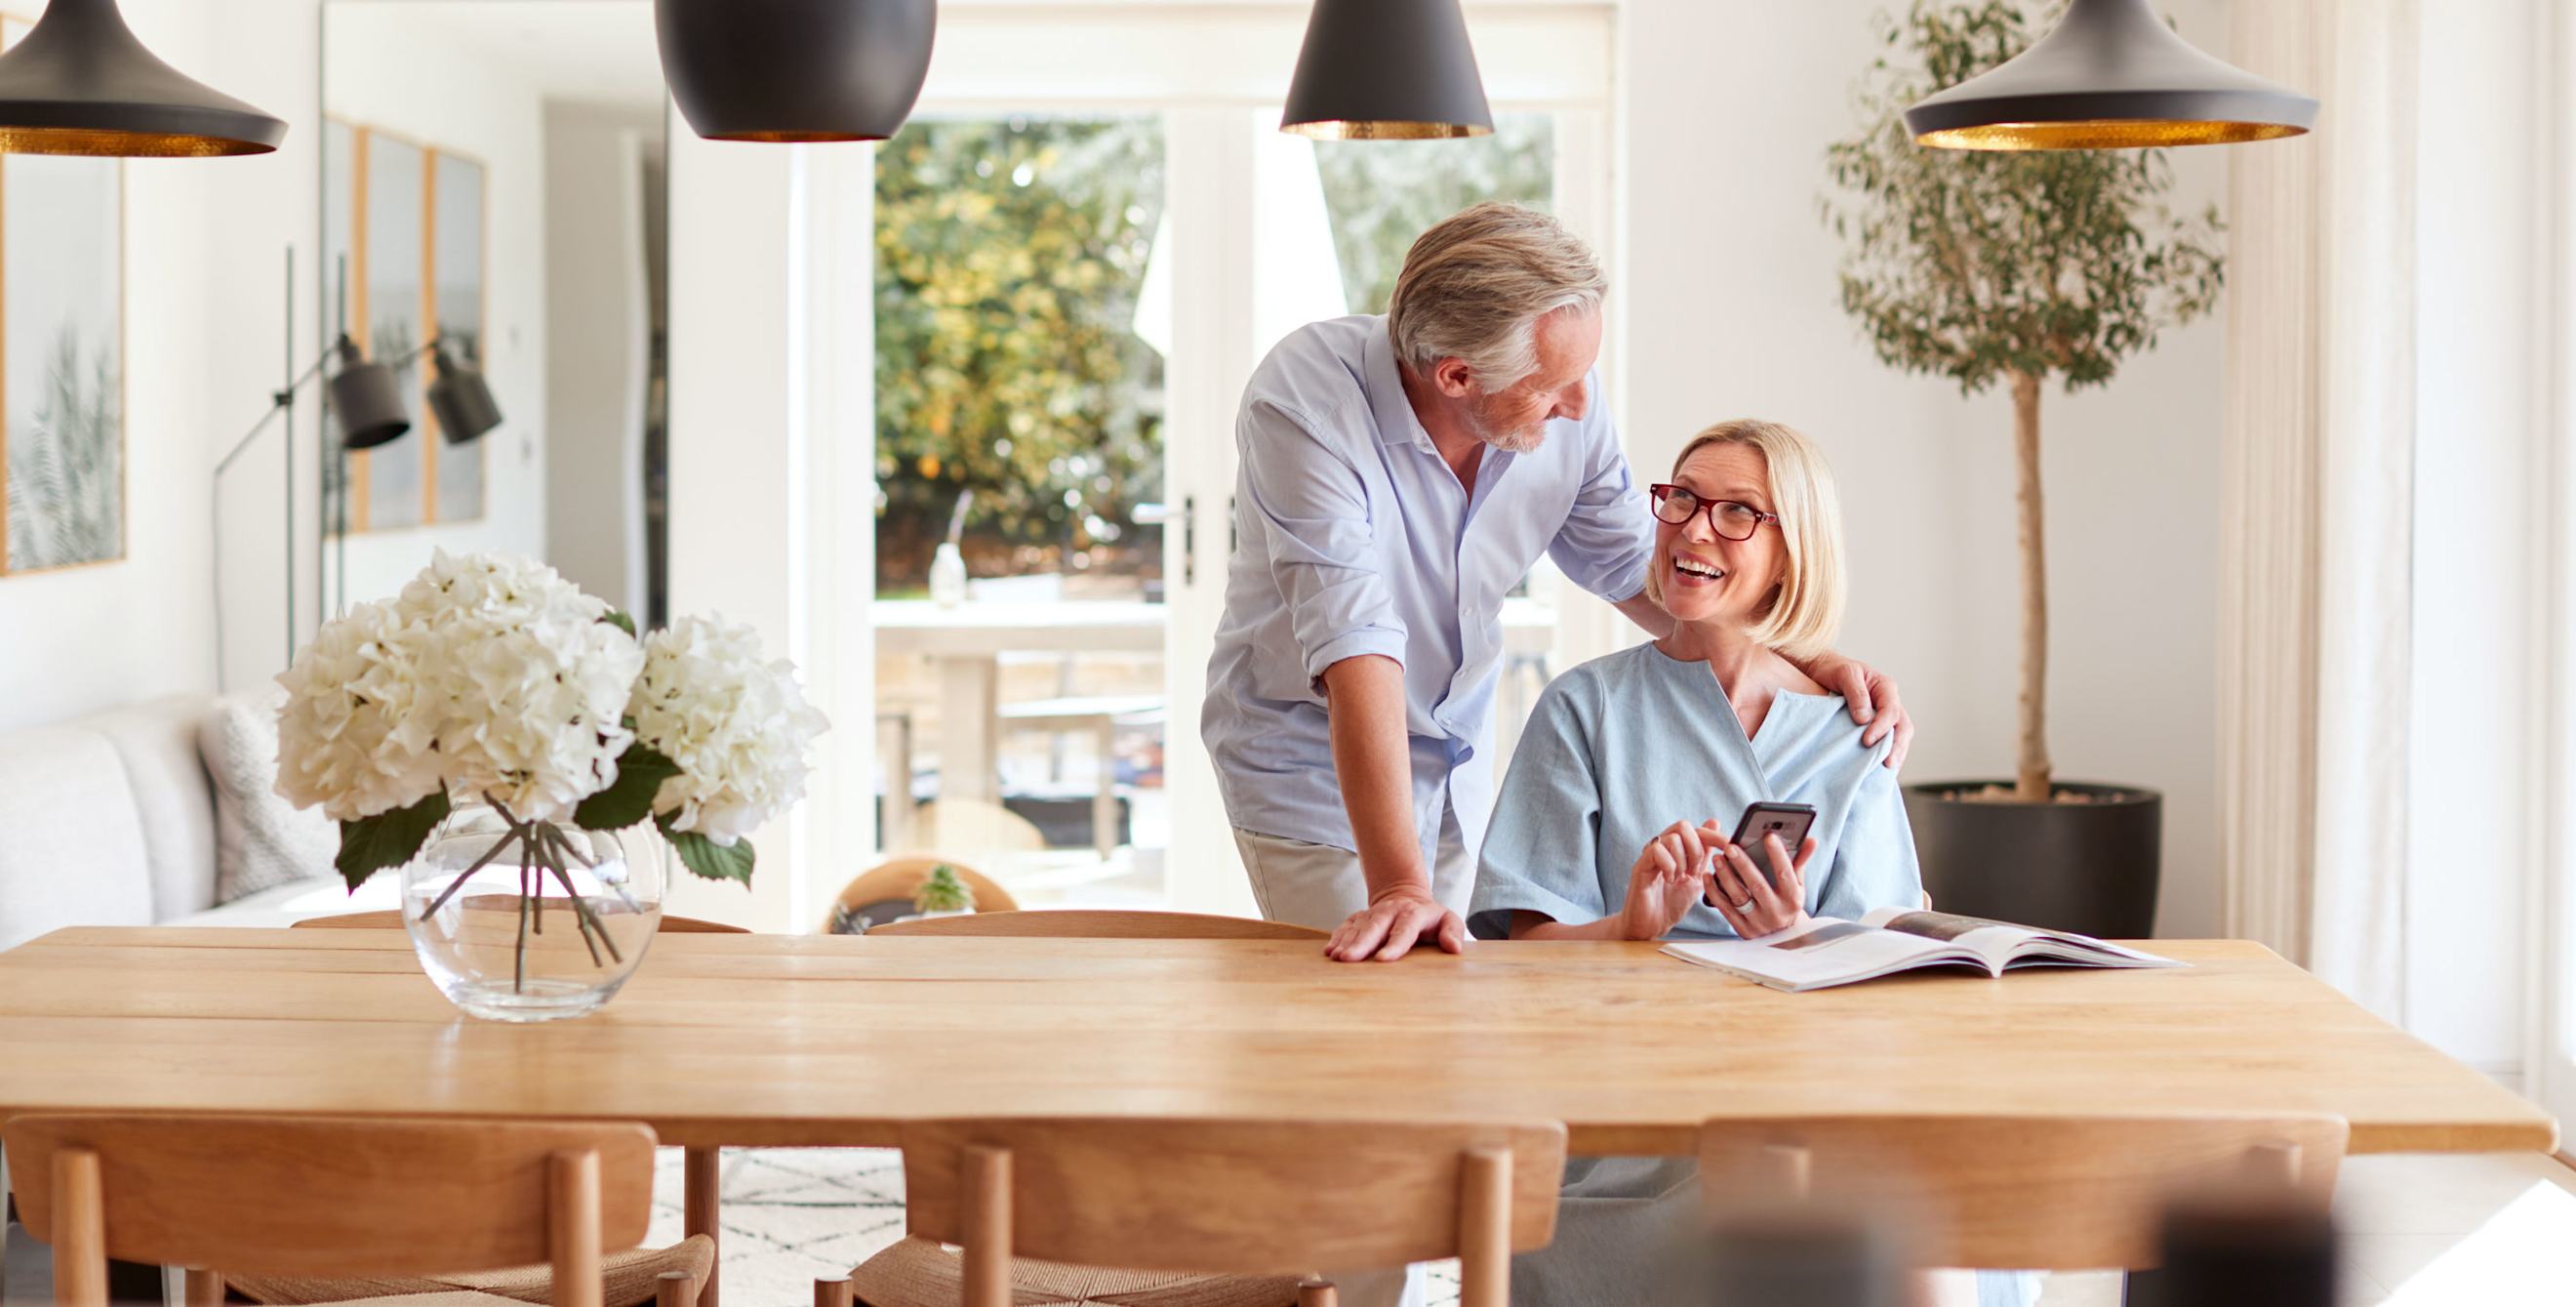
[319, 0, 669, 625]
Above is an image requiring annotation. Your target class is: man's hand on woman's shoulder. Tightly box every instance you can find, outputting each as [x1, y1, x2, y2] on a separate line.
[1805, 652, 1912, 768]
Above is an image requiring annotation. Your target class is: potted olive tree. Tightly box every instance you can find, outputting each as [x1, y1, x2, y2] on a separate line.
[1823, 0, 2224, 937]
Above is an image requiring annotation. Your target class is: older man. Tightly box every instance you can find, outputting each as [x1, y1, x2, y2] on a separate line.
[1203, 203, 1910, 964]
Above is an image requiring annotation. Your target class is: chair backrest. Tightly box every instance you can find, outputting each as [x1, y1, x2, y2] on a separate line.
[865, 909, 1325, 940]
[825, 857, 1019, 932]
[293, 908, 749, 933]
[902, 1118, 1565, 1307]
[4, 1114, 659, 1307]
[1697, 1113, 2348, 1272]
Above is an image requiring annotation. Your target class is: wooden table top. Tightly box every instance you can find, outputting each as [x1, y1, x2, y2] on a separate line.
[0, 928, 2555, 1156]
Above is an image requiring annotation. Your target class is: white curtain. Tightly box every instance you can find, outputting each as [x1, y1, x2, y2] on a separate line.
[2220, 0, 2419, 1022]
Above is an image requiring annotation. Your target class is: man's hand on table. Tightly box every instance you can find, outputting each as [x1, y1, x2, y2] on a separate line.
[1326, 883, 1468, 962]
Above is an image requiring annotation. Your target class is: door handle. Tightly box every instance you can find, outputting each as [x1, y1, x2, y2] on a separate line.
[1182, 494, 1196, 588]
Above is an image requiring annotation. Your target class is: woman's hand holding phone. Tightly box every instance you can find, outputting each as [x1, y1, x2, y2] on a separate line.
[1710, 831, 1817, 939]
[1621, 820, 1726, 941]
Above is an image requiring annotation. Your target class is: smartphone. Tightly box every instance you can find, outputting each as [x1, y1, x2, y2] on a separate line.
[1729, 801, 1818, 888]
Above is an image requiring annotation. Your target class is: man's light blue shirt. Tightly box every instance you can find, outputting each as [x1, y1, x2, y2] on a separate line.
[1201, 314, 1653, 866]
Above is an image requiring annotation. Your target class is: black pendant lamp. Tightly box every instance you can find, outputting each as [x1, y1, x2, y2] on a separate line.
[1905, 0, 2314, 151]
[656, 0, 936, 143]
[0, 0, 283, 157]
[1281, 0, 1492, 142]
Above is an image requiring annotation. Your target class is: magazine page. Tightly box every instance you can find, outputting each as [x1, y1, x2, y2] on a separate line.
[1858, 907, 2044, 969]
[1662, 917, 1987, 991]
[1858, 907, 2182, 969]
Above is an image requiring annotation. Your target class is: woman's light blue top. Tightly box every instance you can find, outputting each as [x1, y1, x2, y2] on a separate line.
[1469, 641, 1922, 940]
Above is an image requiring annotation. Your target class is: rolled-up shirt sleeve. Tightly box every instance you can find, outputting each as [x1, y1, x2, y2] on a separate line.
[1547, 375, 1654, 602]
[1238, 396, 1407, 683]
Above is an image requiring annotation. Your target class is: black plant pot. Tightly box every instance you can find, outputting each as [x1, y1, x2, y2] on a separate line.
[1902, 781, 2162, 939]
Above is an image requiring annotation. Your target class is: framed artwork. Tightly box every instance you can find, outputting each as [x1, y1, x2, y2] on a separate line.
[322, 118, 354, 538]
[0, 14, 124, 576]
[430, 148, 486, 521]
[335, 126, 487, 534]
[357, 128, 425, 531]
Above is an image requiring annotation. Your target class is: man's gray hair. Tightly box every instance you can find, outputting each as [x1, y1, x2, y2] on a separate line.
[1386, 202, 1606, 390]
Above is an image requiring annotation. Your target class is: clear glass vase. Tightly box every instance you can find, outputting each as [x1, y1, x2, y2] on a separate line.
[397, 800, 667, 1022]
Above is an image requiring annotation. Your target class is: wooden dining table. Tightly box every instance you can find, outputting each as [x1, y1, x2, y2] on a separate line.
[0, 927, 2556, 1306]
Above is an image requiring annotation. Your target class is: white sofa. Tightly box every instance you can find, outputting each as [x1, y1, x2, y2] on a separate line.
[0, 694, 393, 954]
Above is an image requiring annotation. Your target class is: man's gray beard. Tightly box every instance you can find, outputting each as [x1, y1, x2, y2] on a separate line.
[1474, 415, 1547, 455]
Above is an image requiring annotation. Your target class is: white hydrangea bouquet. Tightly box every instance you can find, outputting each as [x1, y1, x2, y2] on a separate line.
[273, 551, 829, 917]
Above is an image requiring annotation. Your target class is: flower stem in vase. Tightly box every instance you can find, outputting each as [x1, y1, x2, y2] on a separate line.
[417, 822, 524, 922]
[543, 823, 641, 917]
[515, 854, 532, 994]
[535, 833, 618, 966]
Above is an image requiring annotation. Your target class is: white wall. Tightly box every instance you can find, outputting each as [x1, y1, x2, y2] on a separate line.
[1617, 0, 2234, 937]
[0, 0, 222, 732]
[322, 8, 549, 616]
[542, 101, 659, 614]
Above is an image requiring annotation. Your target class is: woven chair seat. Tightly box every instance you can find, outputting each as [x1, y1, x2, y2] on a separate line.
[289, 1293, 528, 1307]
[849, 1236, 1305, 1307]
[229, 1235, 714, 1307]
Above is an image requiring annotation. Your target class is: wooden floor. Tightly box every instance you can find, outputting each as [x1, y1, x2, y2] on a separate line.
[2039, 1151, 2576, 1305]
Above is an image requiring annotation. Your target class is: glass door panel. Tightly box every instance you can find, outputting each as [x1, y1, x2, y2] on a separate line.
[870, 115, 1174, 911]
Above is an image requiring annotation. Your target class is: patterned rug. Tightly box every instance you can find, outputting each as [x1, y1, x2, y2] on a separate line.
[644, 1148, 1463, 1306]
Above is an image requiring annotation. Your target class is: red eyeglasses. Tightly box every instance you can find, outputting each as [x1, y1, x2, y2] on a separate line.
[1649, 484, 1778, 541]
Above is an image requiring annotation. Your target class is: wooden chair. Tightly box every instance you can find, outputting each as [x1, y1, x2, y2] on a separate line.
[864, 909, 1325, 941]
[823, 857, 1020, 933]
[849, 1118, 1566, 1307]
[295, 909, 749, 933]
[1696, 1113, 2349, 1274]
[3, 1114, 709, 1307]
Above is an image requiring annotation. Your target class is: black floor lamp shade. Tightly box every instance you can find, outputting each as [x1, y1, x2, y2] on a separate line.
[329, 340, 411, 452]
[1905, 0, 2315, 150]
[1281, 0, 1493, 141]
[656, 0, 935, 143]
[427, 346, 502, 445]
[0, 0, 284, 157]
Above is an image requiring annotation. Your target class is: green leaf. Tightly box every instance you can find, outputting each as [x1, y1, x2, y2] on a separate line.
[574, 743, 681, 831]
[337, 790, 453, 893]
[602, 610, 637, 637]
[659, 812, 755, 885]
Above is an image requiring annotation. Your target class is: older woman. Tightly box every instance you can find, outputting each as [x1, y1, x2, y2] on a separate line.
[1468, 419, 2031, 1307]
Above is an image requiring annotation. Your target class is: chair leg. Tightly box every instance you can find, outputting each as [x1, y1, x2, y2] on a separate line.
[813, 1277, 856, 1307]
[1455, 1147, 1511, 1307]
[549, 1151, 604, 1307]
[182, 1270, 224, 1307]
[685, 1146, 722, 1307]
[55, 1148, 109, 1307]
[961, 1145, 1013, 1307]
[1296, 1278, 1338, 1307]
[656, 1271, 699, 1307]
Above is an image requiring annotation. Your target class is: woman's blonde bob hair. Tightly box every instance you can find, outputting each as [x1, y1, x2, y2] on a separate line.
[1645, 419, 1846, 661]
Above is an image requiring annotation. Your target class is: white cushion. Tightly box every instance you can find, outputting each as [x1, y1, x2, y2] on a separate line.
[166, 874, 400, 929]
[0, 725, 153, 952]
[83, 696, 221, 919]
[199, 689, 337, 905]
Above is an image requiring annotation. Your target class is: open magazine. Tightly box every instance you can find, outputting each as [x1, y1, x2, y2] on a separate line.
[1660, 907, 2183, 992]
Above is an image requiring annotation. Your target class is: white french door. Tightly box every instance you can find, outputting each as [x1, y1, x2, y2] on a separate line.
[870, 3, 1616, 911]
